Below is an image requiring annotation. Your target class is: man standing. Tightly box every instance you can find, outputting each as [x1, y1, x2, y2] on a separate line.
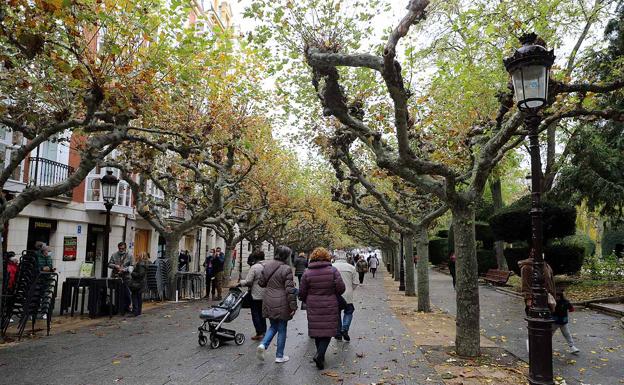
[213, 247, 225, 301]
[203, 249, 216, 299]
[108, 242, 133, 314]
[332, 253, 358, 341]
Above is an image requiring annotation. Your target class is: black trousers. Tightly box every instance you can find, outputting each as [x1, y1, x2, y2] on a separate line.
[358, 272, 365, 284]
[205, 273, 214, 296]
[370, 268, 377, 277]
[120, 282, 131, 313]
[314, 337, 331, 360]
[250, 299, 267, 335]
[131, 289, 143, 315]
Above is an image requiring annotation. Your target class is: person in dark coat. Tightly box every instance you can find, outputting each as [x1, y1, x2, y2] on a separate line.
[128, 252, 149, 317]
[256, 246, 297, 363]
[299, 247, 346, 370]
[293, 252, 308, 285]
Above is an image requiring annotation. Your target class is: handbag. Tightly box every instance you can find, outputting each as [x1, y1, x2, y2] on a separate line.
[547, 293, 556, 312]
[241, 289, 253, 309]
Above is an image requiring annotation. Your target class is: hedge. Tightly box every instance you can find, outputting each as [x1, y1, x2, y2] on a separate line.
[504, 244, 585, 276]
[556, 234, 595, 257]
[477, 249, 497, 275]
[489, 195, 576, 243]
[429, 238, 449, 265]
[602, 225, 624, 257]
[447, 222, 495, 252]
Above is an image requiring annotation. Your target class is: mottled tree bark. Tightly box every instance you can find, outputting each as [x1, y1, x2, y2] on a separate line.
[490, 178, 508, 270]
[415, 227, 431, 312]
[452, 204, 481, 357]
[394, 243, 401, 282]
[404, 234, 416, 296]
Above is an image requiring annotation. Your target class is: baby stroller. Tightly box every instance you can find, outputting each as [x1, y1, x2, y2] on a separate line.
[198, 287, 247, 349]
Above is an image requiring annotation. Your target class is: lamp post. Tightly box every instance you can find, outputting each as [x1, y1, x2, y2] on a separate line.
[504, 33, 555, 385]
[99, 170, 119, 278]
[399, 232, 405, 291]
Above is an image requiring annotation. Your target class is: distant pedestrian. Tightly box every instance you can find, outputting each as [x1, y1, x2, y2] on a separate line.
[178, 250, 190, 271]
[256, 246, 297, 364]
[368, 254, 379, 278]
[294, 252, 308, 285]
[552, 290, 580, 354]
[129, 252, 149, 317]
[203, 249, 216, 299]
[237, 252, 266, 340]
[448, 252, 456, 288]
[299, 247, 346, 370]
[355, 257, 368, 284]
[332, 252, 358, 341]
[213, 247, 225, 301]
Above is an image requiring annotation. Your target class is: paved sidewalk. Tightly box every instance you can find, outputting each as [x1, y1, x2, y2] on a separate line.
[428, 270, 624, 385]
[0, 269, 442, 385]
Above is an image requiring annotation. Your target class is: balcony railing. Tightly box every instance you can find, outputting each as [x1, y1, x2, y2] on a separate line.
[28, 157, 74, 198]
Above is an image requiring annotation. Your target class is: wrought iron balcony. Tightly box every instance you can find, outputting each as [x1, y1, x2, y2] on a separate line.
[28, 157, 74, 198]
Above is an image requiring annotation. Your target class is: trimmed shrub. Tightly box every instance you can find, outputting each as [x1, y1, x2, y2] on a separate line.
[447, 223, 495, 253]
[504, 245, 585, 276]
[557, 234, 595, 257]
[489, 195, 576, 243]
[477, 249, 497, 275]
[429, 238, 449, 265]
[602, 225, 624, 257]
[436, 229, 449, 238]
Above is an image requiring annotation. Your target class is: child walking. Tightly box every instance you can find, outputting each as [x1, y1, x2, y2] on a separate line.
[552, 290, 580, 354]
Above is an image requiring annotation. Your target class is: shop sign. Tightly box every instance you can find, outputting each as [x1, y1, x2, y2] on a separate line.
[63, 236, 78, 261]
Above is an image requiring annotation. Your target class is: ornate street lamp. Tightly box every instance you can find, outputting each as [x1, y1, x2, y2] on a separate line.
[504, 33, 555, 385]
[99, 170, 119, 278]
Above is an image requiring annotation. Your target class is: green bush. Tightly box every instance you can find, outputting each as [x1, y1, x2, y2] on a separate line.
[447, 222, 495, 253]
[602, 225, 624, 257]
[429, 238, 449, 265]
[582, 253, 624, 280]
[489, 195, 576, 243]
[504, 245, 585, 276]
[477, 249, 497, 275]
[436, 229, 449, 238]
[557, 234, 595, 257]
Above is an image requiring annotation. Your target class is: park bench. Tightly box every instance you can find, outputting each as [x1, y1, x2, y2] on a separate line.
[482, 269, 513, 286]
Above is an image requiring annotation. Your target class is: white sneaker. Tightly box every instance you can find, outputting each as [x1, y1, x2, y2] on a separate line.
[42, 314, 47, 320]
[570, 346, 580, 354]
[275, 355, 289, 363]
[256, 344, 265, 361]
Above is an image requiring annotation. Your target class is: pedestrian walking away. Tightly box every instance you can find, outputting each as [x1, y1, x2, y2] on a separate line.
[552, 289, 580, 354]
[235, 252, 267, 340]
[129, 252, 149, 316]
[256, 246, 297, 363]
[109, 242, 133, 314]
[299, 247, 346, 370]
[294, 252, 308, 286]
[368, 253, 379, 278]
[332, 252, 358, 341]
[355, 257, 368, 284]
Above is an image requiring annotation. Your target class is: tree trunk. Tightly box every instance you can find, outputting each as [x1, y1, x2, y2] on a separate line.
[394, 243, 401, 282]
[490, 178, 508, 270]
[415, 227, 431, 312]
[452, 204, 481, 357]
[404, 234, 416, 296]
[223, 246, 234, 284]
[164, 233, 182, 298]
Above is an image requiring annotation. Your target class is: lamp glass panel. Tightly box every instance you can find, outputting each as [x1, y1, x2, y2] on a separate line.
[102, 183, 115, 201]
[520, 65, 547, 109]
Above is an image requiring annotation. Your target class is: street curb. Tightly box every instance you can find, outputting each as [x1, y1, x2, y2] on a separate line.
[586, 303, 624, 317]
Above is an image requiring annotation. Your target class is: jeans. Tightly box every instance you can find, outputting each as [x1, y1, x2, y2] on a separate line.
[552, 323, 575, 347]
[314, 337, 331, 360]
[261, 319, 288, 358]
[131, 289, 143, 315]
[205, 273, 214, 297]
[250, 299, 267, 335]
[358, 272, 365, 284]
[339, 303, 355, 333]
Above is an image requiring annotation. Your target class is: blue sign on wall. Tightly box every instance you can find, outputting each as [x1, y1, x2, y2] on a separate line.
[77, 225, 82, 234]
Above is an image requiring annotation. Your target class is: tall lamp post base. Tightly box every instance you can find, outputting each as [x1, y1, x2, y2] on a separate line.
[527, 316, 555, 385]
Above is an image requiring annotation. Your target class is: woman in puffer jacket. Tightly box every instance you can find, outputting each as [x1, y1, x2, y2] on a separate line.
[299, 247, 345, 370]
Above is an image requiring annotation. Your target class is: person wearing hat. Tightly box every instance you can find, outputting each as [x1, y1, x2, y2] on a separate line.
[293, 252, 308, 285]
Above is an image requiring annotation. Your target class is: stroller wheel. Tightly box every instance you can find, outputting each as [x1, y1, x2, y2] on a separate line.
[234, 333, 245, 346]
[210, 336, 221, 349]
[198, 335, 208, 347]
